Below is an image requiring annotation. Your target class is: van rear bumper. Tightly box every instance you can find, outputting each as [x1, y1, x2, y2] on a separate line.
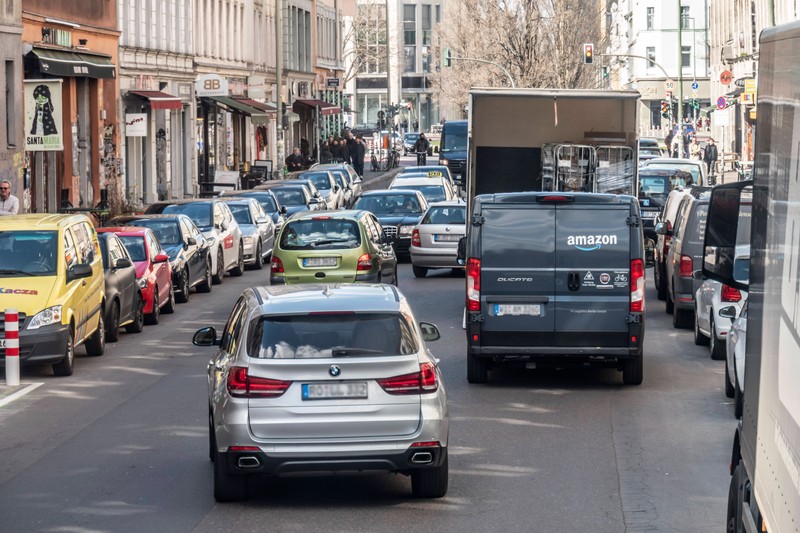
[0, 324, 69, 365]
[469, 346, 642, 358]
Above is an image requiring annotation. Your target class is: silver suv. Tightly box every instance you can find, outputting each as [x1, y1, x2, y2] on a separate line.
[194, 283, 449, 501]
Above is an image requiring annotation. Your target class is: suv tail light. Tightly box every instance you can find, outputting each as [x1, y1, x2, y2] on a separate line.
[630, 259, 645, 312]
[227, 367, 291, 398]
[378, 363, 438, 395]
[271, 256, 284, 273]
[357, 253, 373, 271]
[466, 258, 481, 311]
[679, 255, 693, 277]
[411, 229, 421, 247]
[721, 284, 742, 302]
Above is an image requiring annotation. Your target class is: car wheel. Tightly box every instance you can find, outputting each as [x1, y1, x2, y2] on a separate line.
[411, 451, 449, 498]
[673, 306, 692, 329]
[656, 266, 667, 301]
[412, 265, 428, 278]
[85, 310, 105, 357]
[252, 242, 263, 270]
[197, 256, 213, 293]
[145, 287, 160, 325]
[162, 283, 176, 314]
[213, 449, 248, 502]
[734, 365, 744, 419]
[393, 266, 399, 286]
[209, 407, 216, 462]
[622, 353, 644, 385]
[710, 317, 726, 360]
[105, 300, 120, 343]
[52, 326, 75, 377]
[725, 359, 735, 398]
[213, 249, 224, 285]
[230, 244, 245, 276]
[727, 463, 745, 533]
[694, 311, 710, 346]
[126, 293, 145, 334]
[176, 268, 190, 303]
[467, 352, 488, 383]
[665, 289, 675, 314]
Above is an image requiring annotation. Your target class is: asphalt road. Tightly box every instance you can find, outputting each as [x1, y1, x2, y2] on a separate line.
[0, 158, 736, 532]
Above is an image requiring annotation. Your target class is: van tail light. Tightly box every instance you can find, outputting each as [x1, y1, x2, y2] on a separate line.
[357, 253, 373, 271]
[721, 284, 742, 303]
[466, 258, 481, 311]
[378, 363, 438, 395]
[662, 221, 673, 254]
[411, 229, 421, 247]
[227, 367, 291, 398]
[630, 259, 645, 312]
[271, 256, 285, 273]
[679, 255, 693, 277]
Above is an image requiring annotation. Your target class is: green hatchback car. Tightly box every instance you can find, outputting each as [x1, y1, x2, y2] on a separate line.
[270, 210, 399, 285]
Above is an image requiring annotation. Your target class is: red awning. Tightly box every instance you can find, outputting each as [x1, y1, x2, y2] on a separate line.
[233, 98, 276, 113]
[292, 99, 341, 116]
[128, 90, 183, 110]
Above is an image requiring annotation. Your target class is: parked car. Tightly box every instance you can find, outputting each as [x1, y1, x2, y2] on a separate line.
[221, 190, 287, 234]
[270, 210, 398, 285]
[311, 163, 363, 199]
[640, 157, 708, 186]
[262, 183, 325, 216]
[409, 201, 467, 278]
[0, 214, 105, 376]
[396, 168, 459, 198]
[403, 132, 421, 155]
[389, 175, 457, 203]
[107, 214, 213, 302]
[193, 283, 448, 502]
[97, 232, 144, 341]
[725, 300, 747, 418]
[145, 199, 244, 284]
[352, 189, 429, 258]
[219, 197, 275, 269]
[295, 171, 341, 210]
[652, 187, 694, 300]
[98, 227, 175, 325]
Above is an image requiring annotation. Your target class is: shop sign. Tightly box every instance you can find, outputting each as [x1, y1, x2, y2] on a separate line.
[744, 78, 757, 96]
[327, 78, 340, 88]
[196, 74, 228, 97]
[125, 113, 148, 137]
[24, 80, 64, 151]
[248, 75, 267, 99]
[229, 78, 246, 96]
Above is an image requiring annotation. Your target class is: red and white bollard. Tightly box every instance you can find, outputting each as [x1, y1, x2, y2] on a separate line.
[4, 309, 20, 386]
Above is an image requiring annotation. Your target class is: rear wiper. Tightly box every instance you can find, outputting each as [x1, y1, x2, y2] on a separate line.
[331, 348, 384, 357]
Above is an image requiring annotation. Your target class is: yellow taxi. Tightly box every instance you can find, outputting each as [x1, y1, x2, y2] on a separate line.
[0, 214, 105, 376]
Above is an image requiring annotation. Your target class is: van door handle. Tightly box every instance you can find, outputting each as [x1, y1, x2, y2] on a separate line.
[81, 280, 87, 287]
[567, 272, 580, 291]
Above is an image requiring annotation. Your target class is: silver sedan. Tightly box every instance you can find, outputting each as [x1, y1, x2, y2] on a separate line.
[194, 283, 449, 502]
[410, 201, 466, 278]
[220, 198, 275, 269]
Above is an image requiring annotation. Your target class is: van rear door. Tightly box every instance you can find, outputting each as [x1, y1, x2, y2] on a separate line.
[554, 203, 632, 347]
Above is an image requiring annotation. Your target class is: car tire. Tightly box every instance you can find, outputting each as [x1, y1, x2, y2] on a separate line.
[622, 353, 644, 385]
[656, 266, 667, 301]
[665, 289, 675, 314]
[693, 312, 710, 346]
[412, 265, 428, 278]
[145, 287, 160, 325]
[673, 307, 692, 329]
[252, 242, 263, 270]
[209, 408, 216, 462]
[126, 293, 145, 334]
[52, 326, 75, 377]
[734, 365, 744, 419]
[105, 300, 120, 343]
[162, 283, 176, 314]
[230, 244, 245, 277]
[85, 310, 105, 357]
[710, 317, 726, 360]
[213, 249, 224, 285]
[467, 352, 489, 383]
[411, 451, 449, 498]
[213, 449, 248, 502]
[176, 268, 190, 303]
[727, 463, 745, 532]
[725, 359, 735, 398]
[197, 256, 213, 293]
[393, 266, 399, 286]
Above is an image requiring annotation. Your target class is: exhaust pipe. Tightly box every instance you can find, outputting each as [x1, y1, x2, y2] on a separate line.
[410, 452, 433, 464]
[237, 456, 261, 468]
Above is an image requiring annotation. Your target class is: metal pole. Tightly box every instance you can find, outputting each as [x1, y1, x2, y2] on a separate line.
[676, 1, 684, 156]
[450, 56, 516, 88]
[275, 0, 284, 177]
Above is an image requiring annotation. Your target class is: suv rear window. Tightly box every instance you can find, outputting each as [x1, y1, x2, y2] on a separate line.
[422, 205, 466, 225]
[249, 312, 418, 358]
[280, 218, 361, 250]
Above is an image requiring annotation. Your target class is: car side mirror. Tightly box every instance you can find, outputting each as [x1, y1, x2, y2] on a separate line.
[654, 222, 669, 235]
[256, 216, 269, 225]
[114, 257, 133, 270]
[719, 306, 737, 320]
[419, 322, 440, 342]
[193, 326, 219, 346]
[154, 252, 169, 263]
[186, 236, 197, 246]
[280, 206, 288, 215]
[456, 236, 466, 265]
[68, 263, 93, 282]
[691, 270, 704, 280]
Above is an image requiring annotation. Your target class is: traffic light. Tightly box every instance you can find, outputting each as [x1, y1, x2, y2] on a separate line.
[583, 43, 594, 64]
[660, 101, 669, 118]
[443, 48, 452, 68]
[602, 66, 608, 79]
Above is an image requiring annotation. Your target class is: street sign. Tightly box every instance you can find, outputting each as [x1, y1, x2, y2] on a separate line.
[326, 78, 340, 88]
[665, 90, 672, 100]
[720, 70, 733, 85]
[717, 96, 727, 110]
[691, 81, 699, 90]
[665, 79, 675, 91]
[744, 78, 756, 95]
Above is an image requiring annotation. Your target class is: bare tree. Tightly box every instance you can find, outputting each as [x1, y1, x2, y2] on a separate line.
[342, 0, 388, 86]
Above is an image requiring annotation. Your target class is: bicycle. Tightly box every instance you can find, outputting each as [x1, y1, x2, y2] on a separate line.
[370, 150, 380, 172]
[380, 149, 400, 171]
[415, 151, 427, 165]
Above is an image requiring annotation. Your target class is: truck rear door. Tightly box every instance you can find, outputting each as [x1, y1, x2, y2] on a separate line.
[554, 203, 632, 347]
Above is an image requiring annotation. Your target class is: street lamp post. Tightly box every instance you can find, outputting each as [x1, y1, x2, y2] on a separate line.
[676, 1, 684, 156]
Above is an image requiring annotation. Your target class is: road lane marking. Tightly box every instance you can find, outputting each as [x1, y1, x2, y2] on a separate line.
[0, 382, 44, 407]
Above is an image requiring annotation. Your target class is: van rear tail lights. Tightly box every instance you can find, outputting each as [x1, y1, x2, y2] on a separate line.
[227, 367, 291, 398]
[357, 253, 373, 271]
[378, 363, 438, 394]
[630, 259, 645, 312]
[466, 258, 481, 311]
[271, 256, 285, 273]
[721, 284, 742, 302]
[679, 255, 693, 277]
[538, 195, 574, 203]
[411, 229, 421, 247]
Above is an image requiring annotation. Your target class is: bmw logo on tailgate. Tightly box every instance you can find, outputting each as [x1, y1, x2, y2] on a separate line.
[329, 365, 341, 377]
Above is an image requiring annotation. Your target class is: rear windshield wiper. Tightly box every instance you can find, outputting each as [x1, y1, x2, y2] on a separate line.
[331, 348, 384, 357]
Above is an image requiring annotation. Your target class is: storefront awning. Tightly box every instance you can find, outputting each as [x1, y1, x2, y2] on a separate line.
[202, 95, 270, 124]
[233, 98, 276, 113]
[725, 87, 744, 98]
[28, 47, 116, 79]
[128, 90, 182, 110]
[292, 99, 341, 116]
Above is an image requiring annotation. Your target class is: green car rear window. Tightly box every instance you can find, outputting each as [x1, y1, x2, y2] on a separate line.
[280, 218, 361, 250]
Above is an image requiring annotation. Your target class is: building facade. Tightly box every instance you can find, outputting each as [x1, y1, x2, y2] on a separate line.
[0, 0, 24, 207]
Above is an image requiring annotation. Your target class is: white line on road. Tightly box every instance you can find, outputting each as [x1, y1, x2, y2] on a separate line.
[0, 382, 44, 408]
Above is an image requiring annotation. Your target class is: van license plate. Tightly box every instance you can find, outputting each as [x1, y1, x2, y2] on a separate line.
[494, 304, 541, 316]
[303, 257, 337, 267]
[302, 382, 368, 400]
[641, 211, 658, 219]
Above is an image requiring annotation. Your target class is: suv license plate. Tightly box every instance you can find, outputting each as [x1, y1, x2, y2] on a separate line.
[302, 382, 368, 400]
[494, 304, 541, 316]
[303, 257, 337, 267]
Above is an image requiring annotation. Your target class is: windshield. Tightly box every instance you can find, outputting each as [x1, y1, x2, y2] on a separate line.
[228, 204, 253, 225]
[274, 188, 306, 206]
[638, 173, 689, 208]
[117, 235, 146, 262]
[303, 173, 333, 192]
[162, 203, 212, 229]
[249, 312, 418, 359]
[393, 184, 445, 202]
[128, 220, 182, 246]
[0, 231, 58, 276]
[353, 194, 423, 215]
[280, 218, 361, 250]
[646, 163, 701, 182]
[441, 125, 467, 151]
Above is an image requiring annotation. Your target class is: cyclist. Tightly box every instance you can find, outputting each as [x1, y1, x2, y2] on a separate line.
[412, 133, 430, 165]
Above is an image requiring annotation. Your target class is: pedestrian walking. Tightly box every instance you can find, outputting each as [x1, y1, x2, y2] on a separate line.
[703, 138, 719, 175]
[0, 179, 19, 215]
[689, 138, 701, 160]
[353, 135, 366, 177]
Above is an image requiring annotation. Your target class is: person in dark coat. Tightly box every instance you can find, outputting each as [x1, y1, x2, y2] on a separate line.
[345, 132, 356, 165]
[320, 142, 333, 164]
[285, 147, 305, 171]
[703, 138, 719, 175]
[353, 135, 366, 177]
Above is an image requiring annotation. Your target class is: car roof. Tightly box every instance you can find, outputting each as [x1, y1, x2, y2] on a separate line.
[252, 283, 403, 313]
[427, 200, 466, 208]
[285, 209, 367, 221]
[644, 157, 703, 166]
[0, 213, 96, 229]
[98, 226, 149, 236]
[108, 214, 185, 223]
[390, 177, 447, 186]
[218, 197, 257, 205]
[394, 172, 437, 179]
[149, 198, 216, 208]
[360, 189, 420, 197]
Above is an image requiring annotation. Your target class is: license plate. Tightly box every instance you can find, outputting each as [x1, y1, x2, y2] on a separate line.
[302, 382, 368, 400]
[434, 234, 462, 242]
[303, 257, 337, 267]
[641, 211, 658, 219]
[494, 304, 542, 316]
